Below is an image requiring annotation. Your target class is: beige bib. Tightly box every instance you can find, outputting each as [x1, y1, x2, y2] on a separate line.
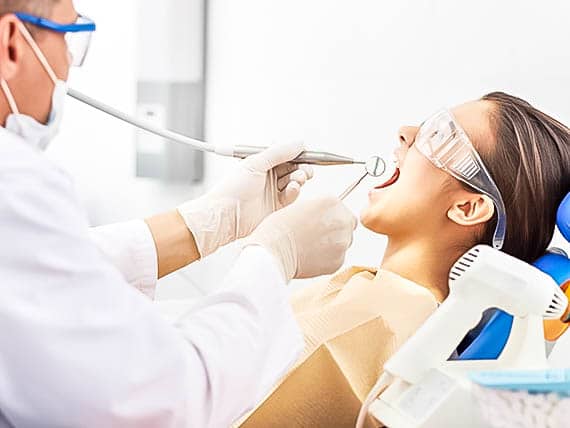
[239, 267, 438, 427]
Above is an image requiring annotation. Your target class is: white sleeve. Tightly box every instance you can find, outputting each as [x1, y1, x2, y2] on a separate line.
[171, 245, 303, 426]
[89, 220, 158, 299]
[0, 146, 303, 428]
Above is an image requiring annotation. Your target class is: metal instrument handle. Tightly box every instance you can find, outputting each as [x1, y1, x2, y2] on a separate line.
[339, 171, 368, 200]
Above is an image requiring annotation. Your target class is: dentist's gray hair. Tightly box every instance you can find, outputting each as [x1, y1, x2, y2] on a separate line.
[0, 0, 59, 16]
[0, 0, 60, 35]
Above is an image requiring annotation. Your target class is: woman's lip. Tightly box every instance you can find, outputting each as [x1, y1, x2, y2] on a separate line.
[373, 168, 400, 190]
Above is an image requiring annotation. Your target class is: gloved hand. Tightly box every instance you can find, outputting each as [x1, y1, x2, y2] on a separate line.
[242, 197, 357, 281]
[178, 142, 314, 258]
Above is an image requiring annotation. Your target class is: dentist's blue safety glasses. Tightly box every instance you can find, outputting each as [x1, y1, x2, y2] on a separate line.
[415, 110, 507, 250]
[15, 13, 96, 67]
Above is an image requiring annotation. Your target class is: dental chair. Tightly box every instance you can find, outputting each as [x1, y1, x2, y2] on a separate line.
[458, 192, 570, 360]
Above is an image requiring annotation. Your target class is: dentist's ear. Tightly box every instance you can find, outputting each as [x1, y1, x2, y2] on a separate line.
[0, 15, 25, 80]
[447, 194, 494, 226]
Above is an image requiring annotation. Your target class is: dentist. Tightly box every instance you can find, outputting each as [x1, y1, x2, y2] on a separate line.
[0, 1, 356, 427]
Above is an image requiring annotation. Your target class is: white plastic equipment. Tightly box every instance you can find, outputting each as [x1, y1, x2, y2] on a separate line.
[362, 245, 568, 428]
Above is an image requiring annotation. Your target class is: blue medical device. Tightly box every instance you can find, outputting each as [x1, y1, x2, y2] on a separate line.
[458, 192, 570, 360]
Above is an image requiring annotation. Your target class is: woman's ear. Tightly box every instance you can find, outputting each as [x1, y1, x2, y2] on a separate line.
[447, 194, 494, 226]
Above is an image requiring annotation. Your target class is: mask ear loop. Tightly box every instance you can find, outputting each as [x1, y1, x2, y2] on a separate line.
[0, 21, 61, 117]
[0, 79, 20, 114]
[16, 21, 58, 85]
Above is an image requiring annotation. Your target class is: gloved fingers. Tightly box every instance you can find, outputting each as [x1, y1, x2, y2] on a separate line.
[278, 181, 301, 206]
[243, 141, 305, 173]
[275, 163, 314, 180]
[348, 217, 357, 232]
[299, 164, 314, 180]
[277, 169, 309, 192]
[338, 200, 358, 231]
[275, 162, 299, 179]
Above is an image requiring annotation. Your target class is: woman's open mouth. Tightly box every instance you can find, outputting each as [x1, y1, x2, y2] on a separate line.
[374, 168, 400, 190]
[367, 168, 400, 201]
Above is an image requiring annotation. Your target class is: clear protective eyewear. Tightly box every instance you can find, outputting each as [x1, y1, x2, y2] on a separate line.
[414, 110, 507, 250]
[14, 12, 96, 67]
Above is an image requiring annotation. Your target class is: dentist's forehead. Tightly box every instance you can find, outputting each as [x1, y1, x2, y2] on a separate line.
[52, 0, 78, 22]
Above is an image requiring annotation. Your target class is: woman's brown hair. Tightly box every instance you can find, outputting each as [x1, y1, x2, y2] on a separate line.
[477, 92, 570, 262]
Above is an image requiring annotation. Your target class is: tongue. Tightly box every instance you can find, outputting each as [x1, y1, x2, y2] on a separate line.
[375, 168, 400, 189]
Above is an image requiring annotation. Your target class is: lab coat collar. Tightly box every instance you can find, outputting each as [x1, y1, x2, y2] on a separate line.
[0, 125, 42, 151]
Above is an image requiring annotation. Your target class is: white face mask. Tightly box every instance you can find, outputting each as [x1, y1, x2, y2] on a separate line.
[3, 79, 67, 151]
[0, 22, 67, 151]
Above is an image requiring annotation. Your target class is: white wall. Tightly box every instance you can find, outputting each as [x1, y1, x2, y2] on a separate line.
[205, 0, 570, 268]
[46, 0, 136, 224]
[47, 0, 202, 227]
[137, 0, 204, 82]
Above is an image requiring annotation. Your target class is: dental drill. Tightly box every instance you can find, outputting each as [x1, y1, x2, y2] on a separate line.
[356, 245, 570, 428]
[67, 88, 367, 167]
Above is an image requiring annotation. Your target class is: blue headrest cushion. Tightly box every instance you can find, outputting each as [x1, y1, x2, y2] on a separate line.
[558, 193, 570, 242]
[458, 194, 570, 361]
[534, 252, 570, 285]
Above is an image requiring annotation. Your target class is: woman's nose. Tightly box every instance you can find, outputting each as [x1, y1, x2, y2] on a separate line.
[398, 126, 419, 147]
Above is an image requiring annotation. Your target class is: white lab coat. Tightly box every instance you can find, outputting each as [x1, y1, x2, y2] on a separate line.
[0, 127, 303, 428]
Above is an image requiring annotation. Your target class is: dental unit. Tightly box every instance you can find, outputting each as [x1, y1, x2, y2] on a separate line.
[355, 242, 570, 428]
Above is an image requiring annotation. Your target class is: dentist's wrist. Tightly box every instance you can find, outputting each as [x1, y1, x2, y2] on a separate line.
[177, 196, 238, 258]
[241, 221, 298, 282]
[145, 211, 201, 278]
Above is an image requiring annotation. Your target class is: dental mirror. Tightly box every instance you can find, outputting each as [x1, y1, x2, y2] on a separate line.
[365, 156, 386, 177]
[339, 156, 386, 200]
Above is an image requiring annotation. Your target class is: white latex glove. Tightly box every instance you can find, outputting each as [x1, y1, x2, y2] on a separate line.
[242, 196, 357, 281]
[178, 142, 314, 258]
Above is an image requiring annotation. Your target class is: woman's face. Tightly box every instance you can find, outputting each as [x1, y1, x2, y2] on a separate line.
[360, 100, 494, 240]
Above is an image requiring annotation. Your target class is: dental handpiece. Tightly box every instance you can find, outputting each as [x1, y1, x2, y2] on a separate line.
[67, 88, 364, 167]
[227, 145, 365, 166]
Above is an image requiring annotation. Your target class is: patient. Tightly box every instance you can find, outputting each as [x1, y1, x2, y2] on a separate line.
[238, 92, 570, 427]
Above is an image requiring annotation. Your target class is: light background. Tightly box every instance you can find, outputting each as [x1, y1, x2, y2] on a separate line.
[47, 0, 570, 298]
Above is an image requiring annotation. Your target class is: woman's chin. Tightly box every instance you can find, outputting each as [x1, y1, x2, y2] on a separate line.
[359, 207, 384, 233]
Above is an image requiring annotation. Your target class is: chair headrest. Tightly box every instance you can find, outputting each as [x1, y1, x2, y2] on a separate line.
[557, 193, 570, 242]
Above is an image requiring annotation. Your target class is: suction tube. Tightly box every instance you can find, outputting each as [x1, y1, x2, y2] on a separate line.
[67, 88, 215, 153]
[356, 372, 394, 428]
[68, 88, 367, 166]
